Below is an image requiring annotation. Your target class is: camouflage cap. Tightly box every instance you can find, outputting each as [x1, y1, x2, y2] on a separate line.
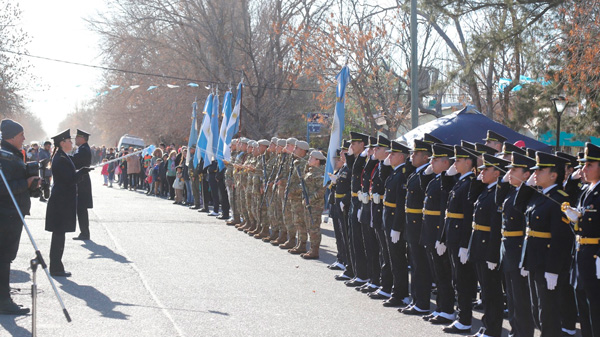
[310, 150, 326, 160]
[286, 137, 298, 145]
[258, 139, 270, 147]
[276, 139, 287, 147]
[295, 140, 310, 151]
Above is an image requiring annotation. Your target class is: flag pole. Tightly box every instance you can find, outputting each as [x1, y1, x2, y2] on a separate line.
[238, 71, 244, 136]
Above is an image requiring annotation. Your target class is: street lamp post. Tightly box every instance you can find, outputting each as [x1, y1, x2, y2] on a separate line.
[551, 96, 567, 151]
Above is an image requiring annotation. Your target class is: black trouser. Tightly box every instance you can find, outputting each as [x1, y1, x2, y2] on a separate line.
[335, 199, 354, 277]
[448, 246, 477, 325]
[559, 280, 577, 333]
[475, 261, 504, 337]
[408, 242, 432, 311]
[386, 229, 409, 300]
[167, 176, 175, 199]
[49, 232, 66, 273]
[576, 286, 593, 337]
[331, 206, 347, 266]
[349, 197, 367, 280]
[578, 246, 600, 337]
[217, 176, 230, 216]
[503, 266, 535, 337]
[208, 173, 219, 213]
[375, 227, 392, 293]
[360, 206, 380, 286]
[202, 176, 211, 208]
[0, 216, 23, 300]
[425, 245, 454, 314]
[530, 269, 568, 337]
[76, 203, 90, 238]
[122, 171, 129, 188]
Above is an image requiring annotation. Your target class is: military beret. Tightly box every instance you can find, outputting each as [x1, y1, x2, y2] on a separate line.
[239, 138, 249, 144]
[277, 139, 287, 147]
[286, 137, 298, 145]
[271, 137, 278, 143]
[310, 150, 326, 160]
[258, 139, 270, 147]
[296, 140, 309, 151]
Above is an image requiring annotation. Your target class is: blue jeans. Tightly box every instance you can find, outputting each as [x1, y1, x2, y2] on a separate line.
[185, 180, 193, 204]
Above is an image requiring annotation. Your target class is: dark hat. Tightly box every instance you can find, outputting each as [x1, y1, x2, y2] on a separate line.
[475, 143, 498, 155]
[461, 140, 476, 151]
[350, 131, 369, 144]
[43, 140, 52, 146]
[556, 151, 578, 167]
[335, 149, 341, 158]
[501, 142, 526, 156]
[376, 135, 390, 148]
[432, 144, 454, 158]
[575, 152, 584, 169]
[341, 140, 350, 150]
[0, 119, 24, 140]
[579, 142, 600, 163]
[531, 152, 569, 170]
[451, 145, 477, 161]
[387, 141, 411, 154]
[368, 136, 378, 148]
[411, 139, 432, 153]
[423, 133, 442, 144]
[76, 129, 91, 139]
[478, 153, 510, 170]
[483, 130, 507, 143]
[525, 148, 537, 159]
[506, 152, 536, 170]
[51, 129, 71, 145]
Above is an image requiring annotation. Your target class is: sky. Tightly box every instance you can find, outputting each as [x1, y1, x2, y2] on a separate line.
[17, 0, 106, 136]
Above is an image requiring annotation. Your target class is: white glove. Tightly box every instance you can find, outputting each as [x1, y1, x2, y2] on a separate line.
[477, 172, 483, 181]
[565, 206, 581, 223]
[321, 215, 329, 224]
[390, 230, 401, 244]
[371, 154, 377, 160]
[487, 262, 498, 270]
[526, 174, 536, 186]
[459, 247, 468, 264]
[383, 157, 391, 166]
[340, 201, 344, 212]
[596, 257, 600, 279]
[372, 193, 381, 204]
[545, 272, 558, 290]
[328, 173, 338, 184]
[572, 169, 581, 180]
[424, 165, 434, 175]
[435, 241, 447, 256]
[347, 146, 354, 156]
[502, 170, 510, 183]
[357, 208, 362, 219]
[520, 268, 529, 277]
[362, 192, 370, 204]
[360, 149, 369, 157]
[446, 165, 458, 176]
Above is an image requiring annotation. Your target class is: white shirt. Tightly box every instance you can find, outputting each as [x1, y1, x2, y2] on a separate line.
[459, 171, 474, 181]
[542, 184, 558, 194]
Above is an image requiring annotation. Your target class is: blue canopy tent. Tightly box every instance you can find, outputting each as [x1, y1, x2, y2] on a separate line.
[397, 106, 552, 152]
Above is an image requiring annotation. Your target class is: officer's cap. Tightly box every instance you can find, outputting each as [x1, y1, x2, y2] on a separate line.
[423, 133, 442, 144]
[341, 140, 350, 150]
[368, 136, 378, 148]
[501, 142, 526, 156]
[525, 148, 536, 159]
[478, 153, 510, 170]
[451, 145, 477, 161]
[531, 151, 568, 170]
[483, 130, 507, 143]
[411, 139, 432, 154]
[475, 142, 498, 155]
[51, 129, 71, 145]
[432, 144, 454, 158]
[349, 131, 369, 144]
[376, 135, 390, 148]
[506, 152, 536, 170]
[579, 142, 600, 163]
[387, 141, 411, 154]
[556, 151, 578, 167]
[461, 140, 476, 151]
[76, 129, 91, 139]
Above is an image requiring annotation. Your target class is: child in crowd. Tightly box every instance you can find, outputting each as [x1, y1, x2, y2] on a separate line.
[153, 158, 162, 196]
[101, 158, 109, 186]
[173, 165, 185, 204]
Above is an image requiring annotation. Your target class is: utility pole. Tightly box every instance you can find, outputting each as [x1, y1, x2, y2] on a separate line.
[410, 0, 419, 129]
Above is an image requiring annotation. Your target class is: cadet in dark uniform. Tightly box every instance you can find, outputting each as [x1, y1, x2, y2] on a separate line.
[46, 129, 92, 277]
[483, 130, 507, 153]
[564, 142, 600, 337]
[327, 148, 348, 271]
[517, 151, 573, 337]
[400, 138, 433, 315]
[421, 143, 455, 324]
[468, 154, 509, 337]
[440, 145, 479, 333]
[72, 129, 93, 241]
[332, 141, 354, 281]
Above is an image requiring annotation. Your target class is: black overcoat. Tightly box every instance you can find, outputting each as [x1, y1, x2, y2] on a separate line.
[45, 149, 78, 233]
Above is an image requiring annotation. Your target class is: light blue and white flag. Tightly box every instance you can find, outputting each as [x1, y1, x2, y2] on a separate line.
[223, 81, 243, 162]
[324, 66, 349, 186]
[186, 101, 199, 164]
[217, 91, 232, 170]
[194, 93, 214, 168]
[208, 93, 220, 168]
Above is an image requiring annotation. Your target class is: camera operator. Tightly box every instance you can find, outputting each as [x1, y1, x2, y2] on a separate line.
[38, 141, 53, 201]
[0, 119, 40, 315]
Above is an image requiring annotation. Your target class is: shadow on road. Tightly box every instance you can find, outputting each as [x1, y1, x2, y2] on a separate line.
[55, 278, 131, 320]
[10, 269, 31, 284]
[0, 316, 30, 337]
[80, 241, 131, 264]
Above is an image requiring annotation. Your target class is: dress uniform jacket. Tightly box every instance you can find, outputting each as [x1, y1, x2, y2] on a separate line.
[359, 158, 378, 224]
[370, 162, 390, 231]
[383, 164, 410, 232]
[442, 172, 476, 250]
[496, 182, 527, 271]
[469, 182, 502, 264]
[405, 165, 428, 245]
[420, 174, 448, 246]
[334, 162, 351, 206]
[576, 181, 600, 282]
[71, 142, 93, 208]
[45, 149, 80, 233]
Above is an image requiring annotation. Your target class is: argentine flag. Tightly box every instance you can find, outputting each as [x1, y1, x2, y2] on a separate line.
[323, 66, 350, 186]
[195, 93, 214, 168]
[216, 91, 232, 170]
[223, 81, 243, 162]
[207, 93, 220, 168]
[186, 101, 199, 164]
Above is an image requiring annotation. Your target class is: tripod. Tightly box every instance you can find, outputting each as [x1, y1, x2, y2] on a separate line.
[0, 162, 71, 336]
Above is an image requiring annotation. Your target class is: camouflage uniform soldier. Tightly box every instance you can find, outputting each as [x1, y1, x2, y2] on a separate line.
[259, 138, 279, 241]
[236, 140, 254, 231]
[277, 138, 298, 249]
[270, 139, 291, 245]
[242, 141, 259, 233]
[300, 150, 327, 259]
[249, 140, 271, 238]
[287, 140, 310, 255]
[232, 139, 248, 226]
[225, 139, 239, 224]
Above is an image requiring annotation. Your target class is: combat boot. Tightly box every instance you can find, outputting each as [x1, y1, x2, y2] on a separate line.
[263, 230, 279, 242]
[249, 224, 262, 236]
[235, 220, 246, 229]
[271, 230, 287, 246]
[289, 240, 307, 254]
[279, 231, 297, 249]
[254, 225, 270, 239]
[301, 237, 320, 259]
[244, 222, 257, 233]
[237, 221, 250, 231]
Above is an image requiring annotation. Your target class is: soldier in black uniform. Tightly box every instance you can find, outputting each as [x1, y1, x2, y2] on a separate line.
[400, 138, 433, 315]
[516, 151, 573, 337]
[483, 130, 507, 153]
[564, 142, 600, 337]
[332, 141, 354, 281]
[495, 152, 536, 337]
[439, 145, 479, 333]
[468, 153, 510, 337]
[421, 143, 456, 325]
[72, 129, 93, 241]
[0, 119, 37, 315]
[327, 148, 348, 271]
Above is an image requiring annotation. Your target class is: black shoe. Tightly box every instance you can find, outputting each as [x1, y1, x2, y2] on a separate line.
[355, 283, 370, 292]
[422, 313, 437, 321]
[429, 315, 454, 325]
[189, 206, 200, 210]
[382, 297, 404, 307]
[0, 299, 30, 315]
[216, 214, 229, 220]
[199, 208, 209, 213]
[360, 285, 378, 294]
[344, 279, 367, 287]
[39, 197, 47, 202]
[401, 307, 430, 316]
[50, 271, 72, 277]
[442, 323, 471, 334]
[327, 262, 345, 271]
[334, 273, 352, 281]
[368, 292, 391, 300]
[73, 236, 90, 241]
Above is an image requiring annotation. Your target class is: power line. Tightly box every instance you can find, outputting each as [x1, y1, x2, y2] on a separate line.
[0, 49, 323, 94]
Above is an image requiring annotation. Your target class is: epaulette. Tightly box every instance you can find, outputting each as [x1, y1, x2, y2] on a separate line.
[558, 190, 569, 197]
[402, 167, 406, 174]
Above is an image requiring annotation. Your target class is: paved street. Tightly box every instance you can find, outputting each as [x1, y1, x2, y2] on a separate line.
[1, 175, 552, 336]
